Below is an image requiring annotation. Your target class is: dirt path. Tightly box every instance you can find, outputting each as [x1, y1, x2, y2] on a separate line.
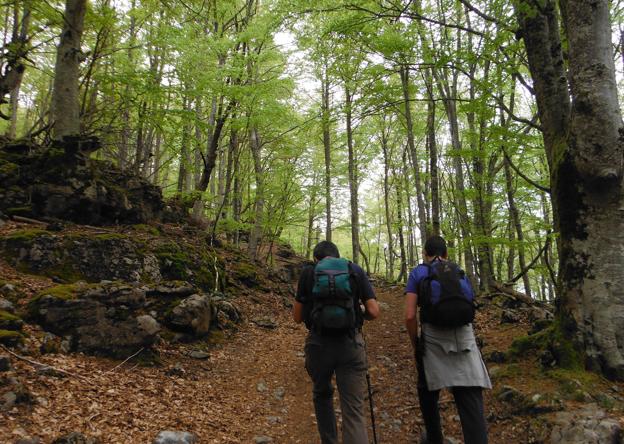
[4, 277, 513, 443]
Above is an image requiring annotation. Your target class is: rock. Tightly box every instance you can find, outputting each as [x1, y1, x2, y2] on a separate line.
[486, 351, 506, 363]
[1, 390, 17, 411]
[0, 309, 23, 330]
[29, 282, 161, 358]
[37, 366, 66, 378]
[252, 317, 277, 329]
[1, 230, 162, 283]
[527, 305, 553, 323]
[254, 436, 273, 444]
[273, 387, 285, 400]
[213, 299, 242, 329]
[501, 309, 521, 324]
[189, 350, 209, 360]
[16, 439, 42, 444]
[530, 318, 553, 335]
[40, 332, 62, 354]
[153, 431, 198, 444]
[51, 432, 100, 444]
[0, 296, 15, 313]
[257, 381, 268, 392]
[0, 354, 11, 371]
[165, 363, 186, 377]
[168, 294, 212, 336]
[0, 329, 23, 347]
[266, 416, 282, 425]
[550, 404, 622, 444]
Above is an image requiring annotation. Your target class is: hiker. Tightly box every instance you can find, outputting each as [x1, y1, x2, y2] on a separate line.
[293, 240, 380, 444]
[405, 235, 491, 444]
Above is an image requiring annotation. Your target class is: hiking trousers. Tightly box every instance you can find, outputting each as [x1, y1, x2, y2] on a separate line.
[304, 333, 369, 444]
[417, 352, 488, 444]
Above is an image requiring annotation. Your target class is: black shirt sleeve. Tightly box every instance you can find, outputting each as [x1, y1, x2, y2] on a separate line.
[295, 263, 315, 303]
[350, 263, 376, 302]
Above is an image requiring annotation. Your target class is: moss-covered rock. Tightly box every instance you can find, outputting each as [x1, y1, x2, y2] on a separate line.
[508, 319, 583, 370]
[154, 242, 224, 292]
[0, 310, 23, 330]
[0, 329, 24, 347]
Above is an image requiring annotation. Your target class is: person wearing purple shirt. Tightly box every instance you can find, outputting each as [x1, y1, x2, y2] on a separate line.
[405, 236, 491, 444]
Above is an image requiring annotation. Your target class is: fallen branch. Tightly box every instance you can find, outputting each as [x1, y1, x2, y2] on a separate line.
[0, 344, 92, 382]
[11, 215, 47, 225]
[104, 347, 144, 374]
[490, 281, 534, 305]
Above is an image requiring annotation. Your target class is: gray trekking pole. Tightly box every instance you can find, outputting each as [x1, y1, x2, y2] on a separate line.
[362, 332, 379, 444]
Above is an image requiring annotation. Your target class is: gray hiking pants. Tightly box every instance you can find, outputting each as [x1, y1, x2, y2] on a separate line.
[304, 332, 369, 444]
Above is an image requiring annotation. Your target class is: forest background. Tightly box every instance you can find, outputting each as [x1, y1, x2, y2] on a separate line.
[2, 0, 624, 378]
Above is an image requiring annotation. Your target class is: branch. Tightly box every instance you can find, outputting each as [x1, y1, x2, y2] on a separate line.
[503, 147, 550, 193]
[0, 344, 92, 383]
[507, 240, 549, 284]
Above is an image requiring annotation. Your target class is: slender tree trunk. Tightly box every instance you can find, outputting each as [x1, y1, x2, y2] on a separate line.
[51, 0, 87, 141]
[380, 123, 394, 280]
[345, 84, 360, 264]
[399, 65, 428, 241]
[248, 127, 264, 259]
[395, 164, 408, 282]
[321, 66, 332, 241]
[425, 69, 440, 236]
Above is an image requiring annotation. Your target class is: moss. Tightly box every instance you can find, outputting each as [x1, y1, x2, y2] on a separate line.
[2, 229, 51, 243]
[0, 329, 24, 346]
[508, 318, 583, 370]
[133, 224, 160, 236]
[5, 206, 33, 217]
[36, 283, 85, 301]
[0, 310, 22, 330]
[0, 160, 18, 177]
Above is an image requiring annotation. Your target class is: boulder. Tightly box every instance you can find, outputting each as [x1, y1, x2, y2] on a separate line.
[0, 141, 165, 226]
[0, 230, 161, 284]
[0, 296, 15, 313]
[29, 282, 161, 358]
[168, 294, 212, 336]
[501, 309, 522, 324]
[550, 404, 622, 443]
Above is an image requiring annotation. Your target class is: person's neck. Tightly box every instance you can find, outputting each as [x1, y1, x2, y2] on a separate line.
[425, 255, 446, 263]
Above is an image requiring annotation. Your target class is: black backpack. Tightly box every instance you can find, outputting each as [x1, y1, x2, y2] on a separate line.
[418, 260, 475, 328]
[309, 257, 360, 336]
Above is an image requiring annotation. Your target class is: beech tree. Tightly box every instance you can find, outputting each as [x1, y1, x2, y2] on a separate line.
[515, 0, 624, 378]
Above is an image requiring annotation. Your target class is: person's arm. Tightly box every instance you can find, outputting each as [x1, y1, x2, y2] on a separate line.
[363, 298, 380, 320]
[405, 292, 419, 348]
[293, 300, 305, 323]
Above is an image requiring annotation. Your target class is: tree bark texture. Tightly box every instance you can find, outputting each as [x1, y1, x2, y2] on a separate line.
[321, 68, 332, 242]
[52, 0, 87, 141]
[517, 0, 624, 378]
[399, 65, 429, 242]
[345, 84, 360, 264]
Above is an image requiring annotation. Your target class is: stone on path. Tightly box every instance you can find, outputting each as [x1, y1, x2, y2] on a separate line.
[550, 404, 622, 444]
[51, 432, 99, 444]
[254, 436, 273, 444]
[153, 431, 198, 444]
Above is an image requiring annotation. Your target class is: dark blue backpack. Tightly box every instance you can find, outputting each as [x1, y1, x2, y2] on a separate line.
[418, 260, 475, 328]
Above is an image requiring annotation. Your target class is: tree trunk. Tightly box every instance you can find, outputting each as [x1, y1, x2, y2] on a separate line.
[517, 0, 624, 378]
[345, 84, 360, 264]
[380, 122, 394, 280]
[51, 0, 87, 141]
[247, 127, 264, 259]
[425, 69, 440, 236]
[321, 66, 332, 241]
[399, 65, 429, 242]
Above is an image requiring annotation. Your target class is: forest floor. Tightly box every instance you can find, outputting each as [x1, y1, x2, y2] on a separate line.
[2, 224, 624, 443]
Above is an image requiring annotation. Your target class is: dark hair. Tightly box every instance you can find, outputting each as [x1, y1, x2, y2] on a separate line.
[313, 241, 340, 261]
[424, 235, 447, 257]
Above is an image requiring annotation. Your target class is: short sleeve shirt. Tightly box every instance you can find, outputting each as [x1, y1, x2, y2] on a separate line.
[405, 260, 474, 301]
